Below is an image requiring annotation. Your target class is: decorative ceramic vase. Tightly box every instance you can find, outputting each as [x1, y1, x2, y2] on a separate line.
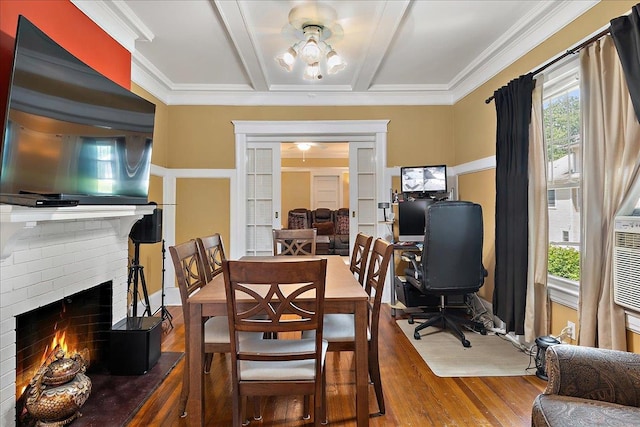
[25, 349, 92, 426]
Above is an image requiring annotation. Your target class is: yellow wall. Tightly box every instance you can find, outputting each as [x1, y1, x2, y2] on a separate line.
[282, 158, 348, 168]
[166, 106, 454, 169]
[175, 178, 231, 248]
[550, 302, 579, 345]
[282, 172, 311, 223]
[458, 170, 496, 302]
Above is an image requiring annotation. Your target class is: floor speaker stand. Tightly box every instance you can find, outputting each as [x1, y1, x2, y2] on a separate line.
[154, 239, 174, 331]
[127, 241, 152, 317]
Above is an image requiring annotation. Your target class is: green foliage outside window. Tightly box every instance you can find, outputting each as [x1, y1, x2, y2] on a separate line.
[544, 92, 580, 162]
[548, 245, 580, 281]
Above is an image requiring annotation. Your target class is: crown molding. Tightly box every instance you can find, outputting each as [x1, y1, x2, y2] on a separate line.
[71, 0, 153, 53]
[449, 0, 599, 102]
[80, 0, 600, 106]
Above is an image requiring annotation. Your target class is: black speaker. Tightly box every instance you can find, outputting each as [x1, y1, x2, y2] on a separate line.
[110, 317, 162, 375]
[130, 208, 162, 243]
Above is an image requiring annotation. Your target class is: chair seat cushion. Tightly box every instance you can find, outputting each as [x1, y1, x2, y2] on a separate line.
[238, 338, 328, 381]
[204, 316, 231, 343]
[532, 394, 640, 427]
[204, 316, 262, 343]
[312, 314, 371, 342]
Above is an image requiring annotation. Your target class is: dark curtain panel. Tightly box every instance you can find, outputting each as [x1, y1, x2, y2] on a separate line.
[610, 3, 640, 122]
[492, 73, 534, 335]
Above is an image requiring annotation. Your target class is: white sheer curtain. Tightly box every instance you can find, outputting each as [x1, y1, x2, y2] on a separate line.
[578, 35, 640, 350]
[524, 77, 549, 343]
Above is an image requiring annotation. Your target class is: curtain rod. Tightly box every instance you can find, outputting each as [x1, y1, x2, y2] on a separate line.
[484, 27, 611, 104]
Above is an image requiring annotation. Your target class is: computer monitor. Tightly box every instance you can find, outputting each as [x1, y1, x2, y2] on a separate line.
[397, 199, 434, 242]
[400, 165, 447, 197]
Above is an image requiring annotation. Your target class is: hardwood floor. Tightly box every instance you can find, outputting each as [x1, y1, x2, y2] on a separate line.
[129, 305, 545, 426]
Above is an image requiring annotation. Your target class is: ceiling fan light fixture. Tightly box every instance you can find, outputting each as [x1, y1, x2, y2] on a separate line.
[303, 63, 320, 80]
[276, 47, 297, 72]
[277, 9, 346, 80]
[296, 142, 312, 151]
[326, 50, 345, 74]
[300, 37, 321, 64]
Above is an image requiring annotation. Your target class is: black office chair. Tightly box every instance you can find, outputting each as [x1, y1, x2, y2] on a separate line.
[403, 201, 487, 348]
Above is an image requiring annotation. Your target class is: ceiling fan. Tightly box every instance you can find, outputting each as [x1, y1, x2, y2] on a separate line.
[284, 142, 327, 161]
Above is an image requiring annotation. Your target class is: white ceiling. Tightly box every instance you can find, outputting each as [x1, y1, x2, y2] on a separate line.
[73, 0, 600, 106]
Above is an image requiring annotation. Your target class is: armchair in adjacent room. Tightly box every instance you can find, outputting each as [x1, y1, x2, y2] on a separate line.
[404, 201, 487, 347]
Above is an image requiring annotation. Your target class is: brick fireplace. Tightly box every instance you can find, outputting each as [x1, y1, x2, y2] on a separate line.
[0, 204, 154, 425]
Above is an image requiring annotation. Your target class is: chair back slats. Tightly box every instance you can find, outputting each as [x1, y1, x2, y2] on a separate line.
[223, 259, 327, 336]
[350, 232, 373, 285]
[364, 238, 394, 344]
[223, 259, 327, 357]
[196, 233, 226, 282]
[169, 240, 207, 307]
[272, 228, 317, 256]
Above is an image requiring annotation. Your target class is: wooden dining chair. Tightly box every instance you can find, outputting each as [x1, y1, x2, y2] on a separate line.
[272, 228, 317, 256]
[350, 232, 373, 285]
[169, 239, 261, 418]
[307, 238, 393, 418]
[222, 258, 328, 427]
[196, 233, 226, 282]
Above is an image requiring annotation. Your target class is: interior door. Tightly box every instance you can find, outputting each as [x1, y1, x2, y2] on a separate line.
[349, 141, 376, 246]
[245, 142, 281, 256]
[312, 175, 340, 209]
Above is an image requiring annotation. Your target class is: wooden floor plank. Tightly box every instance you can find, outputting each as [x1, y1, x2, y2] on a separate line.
[128, 305, 545, 426]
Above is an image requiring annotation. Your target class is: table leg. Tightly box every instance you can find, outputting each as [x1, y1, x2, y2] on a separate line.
[390, 253, 397, 317]
[187, 302, 204, 426]
[354, 300, 369, 426]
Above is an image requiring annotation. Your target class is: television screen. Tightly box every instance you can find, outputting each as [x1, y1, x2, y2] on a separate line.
[400, 165, 447, 194]
[0, 16, 155, 205]
[397, 199, 434, 242]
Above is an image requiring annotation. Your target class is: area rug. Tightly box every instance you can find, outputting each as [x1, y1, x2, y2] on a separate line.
[74, 351, 183, 426]
[397, 319, 535, 377]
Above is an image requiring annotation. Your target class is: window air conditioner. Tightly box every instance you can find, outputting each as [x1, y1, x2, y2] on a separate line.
[613, 216, 640, 312]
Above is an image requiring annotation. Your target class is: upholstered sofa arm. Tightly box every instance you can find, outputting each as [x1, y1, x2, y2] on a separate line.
[544, 345, 640, 407]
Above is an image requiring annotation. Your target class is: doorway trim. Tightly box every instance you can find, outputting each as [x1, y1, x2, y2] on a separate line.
[230, 120, 389, 259]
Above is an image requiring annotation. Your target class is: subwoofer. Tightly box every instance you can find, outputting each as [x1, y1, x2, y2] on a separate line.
[129, 208, 162, 244]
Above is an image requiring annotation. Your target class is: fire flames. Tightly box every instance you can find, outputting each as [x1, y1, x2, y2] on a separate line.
[40, 330, 73, 365]
[18, 328, 81, 397]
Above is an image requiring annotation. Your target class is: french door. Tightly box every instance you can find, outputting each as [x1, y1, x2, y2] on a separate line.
[244, 142, 281, 256]
[349, 141, 377, 241]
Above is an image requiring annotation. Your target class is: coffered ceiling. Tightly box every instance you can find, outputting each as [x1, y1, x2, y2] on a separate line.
[73, 0, 600, 106]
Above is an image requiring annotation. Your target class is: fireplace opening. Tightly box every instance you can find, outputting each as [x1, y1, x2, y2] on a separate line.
[15, 281, 113, 423]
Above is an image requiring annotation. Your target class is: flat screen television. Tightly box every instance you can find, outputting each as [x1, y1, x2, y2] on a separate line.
[400, 165, 447, 197]
[397, 199, 434, 242]
[0, 16, 156, 206]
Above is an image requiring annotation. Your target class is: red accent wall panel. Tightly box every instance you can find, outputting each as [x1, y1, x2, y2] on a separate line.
[0, 0, 131, 127]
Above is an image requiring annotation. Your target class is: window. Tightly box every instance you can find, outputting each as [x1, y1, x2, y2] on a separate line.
[547, 189, 556, 208]
[543, 59, 581, 282]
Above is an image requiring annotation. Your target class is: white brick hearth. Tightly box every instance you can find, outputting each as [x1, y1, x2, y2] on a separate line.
[0, 204, 154, 425]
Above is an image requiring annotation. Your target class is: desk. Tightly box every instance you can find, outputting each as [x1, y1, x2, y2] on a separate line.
[389, 242, 421, 316]
[186, 255, 370, 426]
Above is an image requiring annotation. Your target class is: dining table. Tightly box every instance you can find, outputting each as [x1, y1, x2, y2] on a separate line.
[186, 254, 371, 426]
